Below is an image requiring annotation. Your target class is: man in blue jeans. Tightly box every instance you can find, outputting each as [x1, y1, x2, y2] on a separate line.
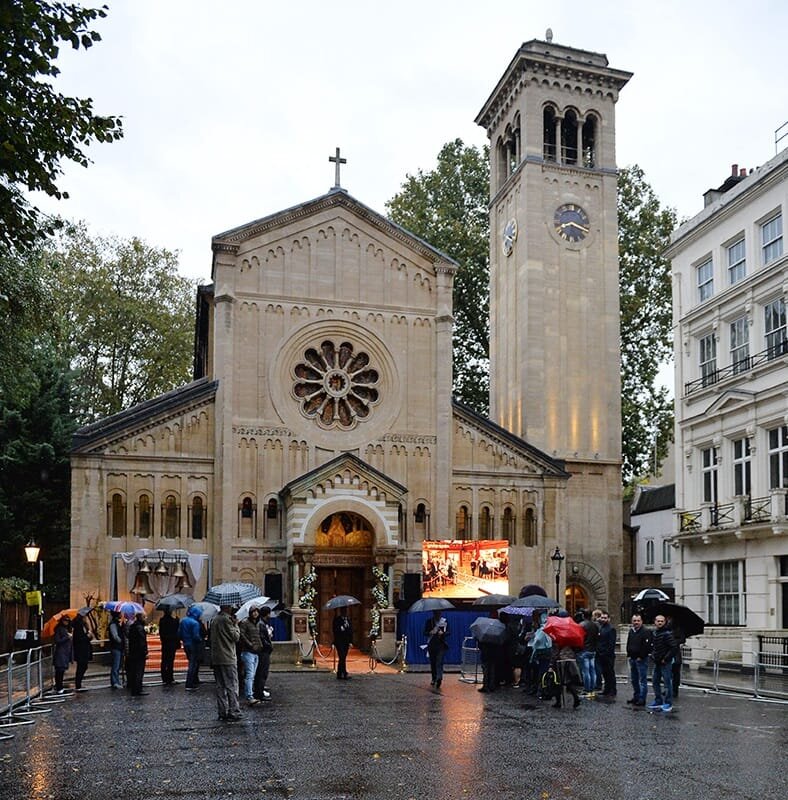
[649, 614, 677, 712]
[577, 609, 599, 698]
[108, 610, 125, 689]
[625, 613, 652, 706]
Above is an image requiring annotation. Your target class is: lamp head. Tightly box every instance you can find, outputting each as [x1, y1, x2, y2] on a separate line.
[24, 540, 40, 564]
[550, 546, 564, 573]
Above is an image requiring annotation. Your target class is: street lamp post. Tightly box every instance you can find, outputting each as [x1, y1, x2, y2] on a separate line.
[24, 539, 41, 632]
[550, 546, 565, 605]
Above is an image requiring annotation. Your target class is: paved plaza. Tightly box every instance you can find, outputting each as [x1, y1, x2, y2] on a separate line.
[1, 661, 786, 800]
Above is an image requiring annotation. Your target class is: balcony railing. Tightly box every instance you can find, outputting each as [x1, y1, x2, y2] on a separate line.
[685, 337, 788, 396]
[744, 495, 771, 523]
[677, 489, 788, 535]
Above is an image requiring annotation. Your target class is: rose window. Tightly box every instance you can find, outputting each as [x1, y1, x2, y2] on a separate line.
[293, 340, 380, 429]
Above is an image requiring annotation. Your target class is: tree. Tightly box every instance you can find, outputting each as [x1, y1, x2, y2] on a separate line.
[386, 139, 490, 413]
[618, 165, 677, 485]
[46, 223, 197, 423]
[0, 343, 74, 600]
[0, 1, 123, 251]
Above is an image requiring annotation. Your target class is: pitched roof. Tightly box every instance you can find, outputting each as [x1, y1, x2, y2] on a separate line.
[631, 484, 675, 515]
[71, 378, 218, 454]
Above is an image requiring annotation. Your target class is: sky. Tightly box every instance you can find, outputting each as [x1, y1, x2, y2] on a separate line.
[30, 0, 788, 283]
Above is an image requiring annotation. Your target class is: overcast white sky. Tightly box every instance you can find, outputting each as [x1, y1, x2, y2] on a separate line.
[31, 0, 788, 283]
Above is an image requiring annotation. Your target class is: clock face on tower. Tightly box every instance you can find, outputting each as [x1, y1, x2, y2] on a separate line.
[502, 218, 518, 256]
[553, 203, 590, 243]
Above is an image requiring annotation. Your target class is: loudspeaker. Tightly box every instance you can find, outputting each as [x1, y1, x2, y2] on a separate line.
[402, 572, 422, 604]
[264, 572, 283, 602]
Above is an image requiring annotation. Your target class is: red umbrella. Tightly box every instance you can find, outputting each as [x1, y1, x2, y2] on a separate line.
[543, 616, 585, 649]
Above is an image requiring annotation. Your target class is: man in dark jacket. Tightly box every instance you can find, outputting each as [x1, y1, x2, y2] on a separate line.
[596, 610, 617, 697]
[158, 608, 180, 686]
[625, 613, 652, 706]
[108, 610, 125, 689]
[648, 614, 677, 712]
[126, 612, 149, 696]
[333, 608, 353, 680]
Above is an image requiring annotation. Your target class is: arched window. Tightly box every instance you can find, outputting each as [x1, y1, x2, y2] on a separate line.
[496, 136, 508, 188]
[502, 507, 515, 544]
[265, 498, 279, 540]
[582, 115, 597, 168]
[239, 496, 256, 538]
[109, 493, 125, 537]
[191, 496, 205, 540]
[524, 507, 537, 547]
[479, 507, 491, 539]
[137, 493, 151, 538]
[543, 105, 558, 162]
[455, 505, 470, 540]
[163, 494, 179, 539]
[241, 497, 253, 518]
[561, 109, 579, 165]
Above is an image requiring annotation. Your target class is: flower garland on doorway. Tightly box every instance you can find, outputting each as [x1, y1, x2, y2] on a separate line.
[369, 565, 390, 639]
[298, 567, 318, 635]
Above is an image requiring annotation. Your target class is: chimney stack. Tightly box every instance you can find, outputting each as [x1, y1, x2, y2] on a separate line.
[731, 163, 738, 176]
[740, 167, 747, 176]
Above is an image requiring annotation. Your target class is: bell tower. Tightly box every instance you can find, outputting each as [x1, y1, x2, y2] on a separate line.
[476, 37, 632, 609]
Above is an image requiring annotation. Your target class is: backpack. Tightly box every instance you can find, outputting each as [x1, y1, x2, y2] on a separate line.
[530, 628, 553, 662]
[541, 667, 560, 699]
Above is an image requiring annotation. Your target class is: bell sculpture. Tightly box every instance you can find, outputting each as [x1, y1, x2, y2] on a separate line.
[131, 570, 153, 596]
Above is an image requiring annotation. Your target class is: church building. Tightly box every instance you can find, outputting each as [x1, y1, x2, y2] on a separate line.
[70, 37, 630, 640]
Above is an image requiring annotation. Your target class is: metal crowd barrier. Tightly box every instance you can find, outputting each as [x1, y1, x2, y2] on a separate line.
[460, 636, 481, 684]
[0, 645, 68, 740]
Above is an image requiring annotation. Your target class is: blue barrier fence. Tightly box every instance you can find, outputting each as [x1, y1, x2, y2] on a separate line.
[400, 610, 488, 665]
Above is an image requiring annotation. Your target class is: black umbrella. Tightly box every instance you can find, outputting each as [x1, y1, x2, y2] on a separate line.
[471, 593, 516, 608]
[323, 595, 361, 610]
[509, 594, 560, 609]
[518, 584, 548, 599]
[408, 597, 455, 613]
[652, 602, 705, 638]
[469, 617, 509, 645]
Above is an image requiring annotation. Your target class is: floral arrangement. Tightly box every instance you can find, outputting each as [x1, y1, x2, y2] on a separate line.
[298, 567, 318, 635]
[369, 565, 390, 639]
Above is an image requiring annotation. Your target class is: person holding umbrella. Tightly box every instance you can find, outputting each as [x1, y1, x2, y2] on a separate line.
[178, 605, 204, 692]
[332, 606, 354, 680]
[424, 609, 449, 689]
[71, 610, 93, 692]
[108, 610, 125, 690]
[158, 608, 180, 686]
[52, 616, 73, 694]
[211, 603, 242, 720]
[126, 611, 149, 696]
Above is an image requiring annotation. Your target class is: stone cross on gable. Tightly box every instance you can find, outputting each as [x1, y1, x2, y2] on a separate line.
[329, 147, 347, 190]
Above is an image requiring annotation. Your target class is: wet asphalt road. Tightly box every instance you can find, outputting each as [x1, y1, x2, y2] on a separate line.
[1, 671, 786, 800]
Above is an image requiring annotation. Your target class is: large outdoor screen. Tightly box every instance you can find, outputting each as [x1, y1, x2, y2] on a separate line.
[421, 539, 510, 598]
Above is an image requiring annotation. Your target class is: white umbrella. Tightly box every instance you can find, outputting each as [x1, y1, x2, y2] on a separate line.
[189, 601, 220, 623]
[632, 588, 670, 602]
[235, 596, 275, 621]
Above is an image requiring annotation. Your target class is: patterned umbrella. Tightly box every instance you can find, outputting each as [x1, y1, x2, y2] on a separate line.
[203, 582, 262, 608]
[103, 600, 145, 620]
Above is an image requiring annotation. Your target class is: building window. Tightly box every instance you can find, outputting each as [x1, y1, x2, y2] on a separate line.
[502, 507, 515, 544]
[733, 438, 752, 496]
[768, 425, 788, 489]
[697, 259, 713, 302]
[191, 497, 204, 540]
[561, 109, 578, 165]
[241, 498, 253, 519]
[730, 317, 749, 373]
[109, 493, 125, 537]
[699, 333, 717, 386]
[706, 561, 746, 625]
[727, 238, 746, 285]
[582, 115, 597, 168]
[543, 105, 558, 162]
[764, 297, 787, 359]
[479, 507, 491, 539]
[661, 539, 671, 566]
[455, 505, 469, 540]
[524, 507, 537, 547]
[761, 213, 783, 264]
[701, 446, 718, 504]
[137, 494, 151, 538]
[645, 539, 655, 568]
[163, 494, 179, 539]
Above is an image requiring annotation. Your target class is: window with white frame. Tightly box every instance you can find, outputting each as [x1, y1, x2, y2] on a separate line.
[732, 437, 751, 496]
[761, 213, 783, 265]
[729, 317, 749, 373]
[727, 238, 746, 285]
[645, 539, 654, 568]
[706, 561, 746, 625]
[701, 446, 718, 504]
[661, 539, 671, 566]
[699, 333, 717, 386]
[696, 258, 714, 302]
[768, 424, 788, 489]
[764, 297, 787, 359]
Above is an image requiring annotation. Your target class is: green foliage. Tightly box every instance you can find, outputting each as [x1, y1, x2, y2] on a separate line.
[0, 0, 123, 251]
[45, 223, 197, 423]
[0, 576, 32, 602]
[0, 345, 74, 600]
[618, 165, 677, 484]
[386, 139, 490, 414]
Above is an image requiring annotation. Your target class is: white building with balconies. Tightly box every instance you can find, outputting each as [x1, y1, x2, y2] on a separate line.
[668, 152, 788, 660]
